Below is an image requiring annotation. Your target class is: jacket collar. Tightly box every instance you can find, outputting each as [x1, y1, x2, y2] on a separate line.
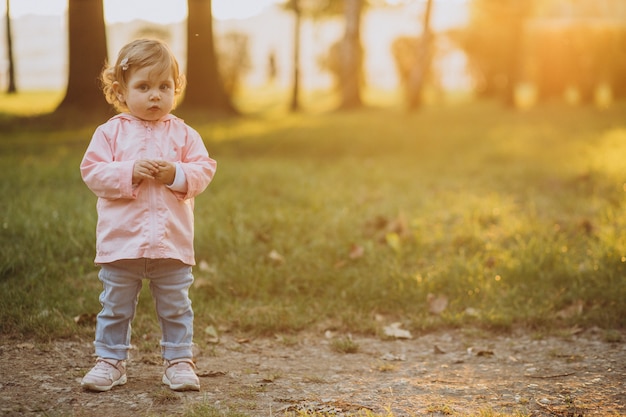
[112, 113, 177, 124]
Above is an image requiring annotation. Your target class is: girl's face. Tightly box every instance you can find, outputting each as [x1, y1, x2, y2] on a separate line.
[114, 65, 176, 121]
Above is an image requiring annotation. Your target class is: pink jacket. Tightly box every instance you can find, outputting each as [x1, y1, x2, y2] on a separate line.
[80, 113, 217, 265]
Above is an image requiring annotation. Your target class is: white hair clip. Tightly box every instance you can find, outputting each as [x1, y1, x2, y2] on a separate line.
[120, 58, 129, 71]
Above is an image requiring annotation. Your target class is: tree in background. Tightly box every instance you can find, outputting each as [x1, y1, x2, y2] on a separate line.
[458, 0, 626, 105]
[55, 0, 109, 116]
[406, 0, 434, 110]
[455, 0, 532, 104]
[289, 0, 302, 111]
[216, 31, 251, 96]
[180, 0, 237, 116]
[281, 0, 322, 111]
[525, 0, 626, 103]
[4, 0, 16, 94]
[314, 0, 364, 110]
[337, 0, 363, 109]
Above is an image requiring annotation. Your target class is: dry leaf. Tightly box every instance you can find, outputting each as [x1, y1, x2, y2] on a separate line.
[434, 345, 446, 354]
[383, 322, 412, 339]
[335, 244, 365, 268]
[348, 244, 364, 259]
[556, 300, 584, 319]
[334, 260, 347, 269]
[427, 293, 448, 315]
[193, 278, 212, 289]
[198, 260, 211, 272]
[387, 212, 409, 237]
[74, 313, 97, 326]
[204, 325, 220, 344]
[268, 249, 285, 264]
[260, 374, 278, 383]
[381, 353, 406, 361]
[196, 370, 227, 378]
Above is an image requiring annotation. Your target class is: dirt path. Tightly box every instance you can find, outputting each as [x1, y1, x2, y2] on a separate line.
[1, 328, 625, 416]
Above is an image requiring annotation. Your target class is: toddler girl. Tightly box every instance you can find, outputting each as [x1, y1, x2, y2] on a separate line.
[80, 39, 216, 392]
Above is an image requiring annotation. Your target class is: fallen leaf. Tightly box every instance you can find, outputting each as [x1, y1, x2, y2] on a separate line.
[348, 244, 364, 259]
[434, 345, 446, 354]
[193, 278, 212, 289]
[196, 370, 227, 378]
[198, 260, 211, 272]
[383, 322, 412, 339]
[73, 313, 97, 326]
[268, 249, 285, 264]
[333, 260, 347, 269]
[260, 374, 278, 383]
[427, 293, 448, 315]
[204, 325, 220, 343]
[556, 300, 584, 319]
[381, 353, 406, 361]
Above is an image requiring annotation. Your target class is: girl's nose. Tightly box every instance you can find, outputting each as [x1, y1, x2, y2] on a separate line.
[150, 90, 160, 100]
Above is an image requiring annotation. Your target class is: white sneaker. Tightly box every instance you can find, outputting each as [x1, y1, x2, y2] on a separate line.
[162, 358, 200, 391]
[81, 358, 127, 392]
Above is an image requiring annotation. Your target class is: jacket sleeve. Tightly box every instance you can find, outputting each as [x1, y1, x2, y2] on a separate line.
[80, 126, 137, 200]
[176, 126, 217, 200]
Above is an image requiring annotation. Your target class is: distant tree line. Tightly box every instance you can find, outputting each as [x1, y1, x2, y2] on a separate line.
[48, 0, 236, 119]
[3, 0, 433, 118]
[452, 0, 626, 105]
[3, 0, 624, 119]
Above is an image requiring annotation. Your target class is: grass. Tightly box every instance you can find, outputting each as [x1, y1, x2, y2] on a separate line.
[1, 92, 626, 350]
[0, 90, 64, 116]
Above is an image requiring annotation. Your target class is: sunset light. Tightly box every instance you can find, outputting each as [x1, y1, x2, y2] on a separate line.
[1, 0, 626, 414]
[3, 0, 280, 22]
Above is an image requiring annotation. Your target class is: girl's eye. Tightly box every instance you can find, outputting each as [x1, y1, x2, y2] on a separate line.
[138, 85, 149, 91]
[160, 84, 171, 91]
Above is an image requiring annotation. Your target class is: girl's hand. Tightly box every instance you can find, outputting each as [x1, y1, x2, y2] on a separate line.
[154, 160, 176, 186]
[133, 159, 159, 184]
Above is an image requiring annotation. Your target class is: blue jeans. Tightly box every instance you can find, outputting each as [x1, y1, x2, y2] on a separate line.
[94, 258, 195, 361]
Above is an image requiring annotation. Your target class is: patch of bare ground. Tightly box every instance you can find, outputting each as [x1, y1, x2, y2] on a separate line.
[1, 328, 625, 417]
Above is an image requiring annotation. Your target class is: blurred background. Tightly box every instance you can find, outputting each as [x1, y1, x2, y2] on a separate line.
[1, 0, 625, 114]
[2, 0, 626, 344]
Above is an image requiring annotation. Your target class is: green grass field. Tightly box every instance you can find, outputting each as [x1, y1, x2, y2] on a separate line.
[1, 92, 625, 348]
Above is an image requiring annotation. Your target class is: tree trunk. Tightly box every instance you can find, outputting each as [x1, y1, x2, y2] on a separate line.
[289, 0, 301, 112]
[504, 1, 530, 107]
[181, 0, 237, 115]
[5, 0, 16, 94]
[56, 0, 109, 116]
[407, 0, 433, 110]
[338, 0, 363, 110]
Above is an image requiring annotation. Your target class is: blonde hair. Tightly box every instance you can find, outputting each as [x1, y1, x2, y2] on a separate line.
[101, 39, 186, 112]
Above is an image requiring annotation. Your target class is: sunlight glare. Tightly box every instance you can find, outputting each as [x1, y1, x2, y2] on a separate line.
[3, 0, 279, 22]
[4, 0, 66, 18]
[212, 0, 279, 20]
[104, 0, 186, 23]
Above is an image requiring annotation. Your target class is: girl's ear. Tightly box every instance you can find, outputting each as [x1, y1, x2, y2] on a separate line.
[112, 81, 125, 103]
